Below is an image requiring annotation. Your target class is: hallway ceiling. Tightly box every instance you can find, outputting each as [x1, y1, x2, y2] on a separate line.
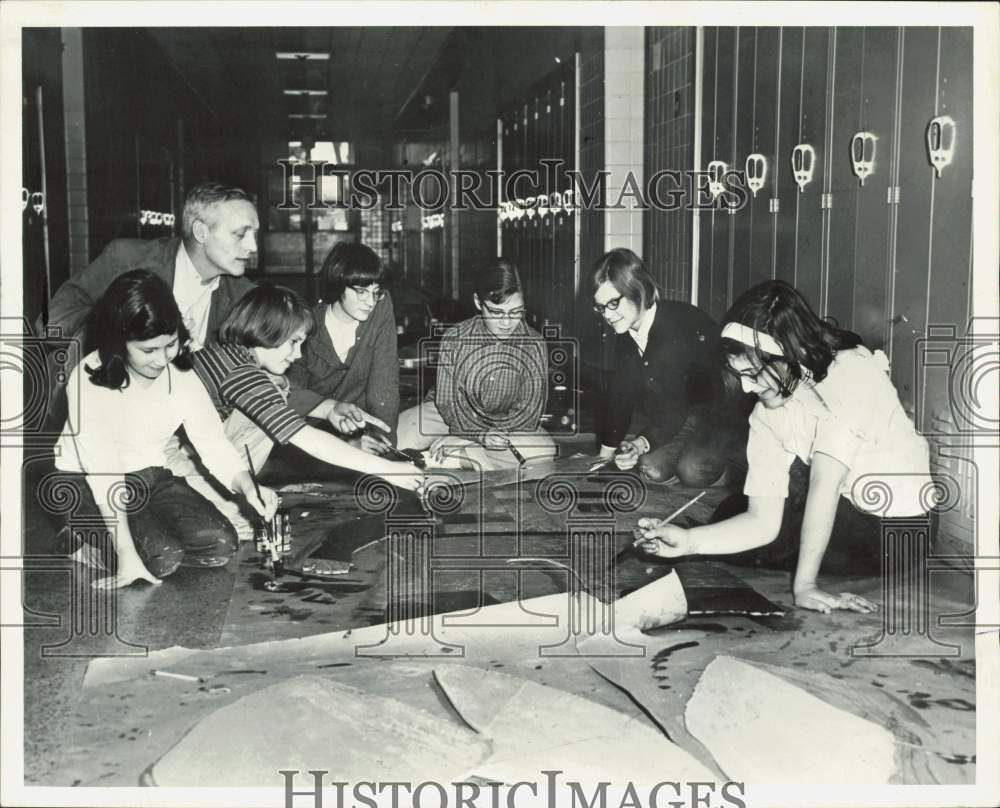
[148, 27, 453, 144]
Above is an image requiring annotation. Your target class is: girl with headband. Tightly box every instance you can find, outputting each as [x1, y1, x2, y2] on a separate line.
[636, 280, 933, 614]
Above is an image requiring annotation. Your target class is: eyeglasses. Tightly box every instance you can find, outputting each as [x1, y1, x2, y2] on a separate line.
[726, 363, 771, 383]
[592, 295, 624, 315]
[481, 303, 525, 321]
[349, 286, 386, 302]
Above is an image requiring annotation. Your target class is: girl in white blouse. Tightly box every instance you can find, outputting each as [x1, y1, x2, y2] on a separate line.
[636, 280, 933, 614]
[55, 270, 279, 590]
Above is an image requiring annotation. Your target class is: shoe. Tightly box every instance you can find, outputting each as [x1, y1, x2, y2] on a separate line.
[68, 543, 108, 572]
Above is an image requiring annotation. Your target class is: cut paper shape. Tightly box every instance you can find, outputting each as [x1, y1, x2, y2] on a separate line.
[434, 665, 715, 786]
[613, 568, 688, 632]
[149, 675, 490, 786]
[686, 656, 896, 783]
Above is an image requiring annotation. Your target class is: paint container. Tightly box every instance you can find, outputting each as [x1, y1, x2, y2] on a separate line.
[254, 509, 292, 557]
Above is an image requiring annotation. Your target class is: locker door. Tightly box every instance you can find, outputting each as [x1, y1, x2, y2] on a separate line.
[850, 28, 901, 350]
[772, 27, 804, 286]
[709, 27, 737, 321]
[887, 27, 939, 413]
[793, 27, 831, 310]
[925, 27, 973, 345]
[697, 27, 718, 311]
[825, 27, 865, 327]
[747, 27, 781, 287]
[729, 28, 757, 301]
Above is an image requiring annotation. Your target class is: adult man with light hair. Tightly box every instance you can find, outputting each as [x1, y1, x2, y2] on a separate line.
[44, 181, 258, 350]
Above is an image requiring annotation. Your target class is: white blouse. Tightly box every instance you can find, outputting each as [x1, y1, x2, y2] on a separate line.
[55, 352, 245, 508]
[743, 347, 933, 517]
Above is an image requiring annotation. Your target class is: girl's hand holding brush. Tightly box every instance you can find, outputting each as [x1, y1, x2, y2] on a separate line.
[232, 470, 279, 521]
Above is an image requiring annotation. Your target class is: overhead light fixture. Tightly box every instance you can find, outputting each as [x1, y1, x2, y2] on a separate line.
[288, 113, 326, 119]
[276, 52, 330, 60]
[283, 89, 329, 96]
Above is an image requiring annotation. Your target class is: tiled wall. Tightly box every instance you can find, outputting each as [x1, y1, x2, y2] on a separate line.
[603, 28, 645, 254]
[578, 30, 605, 278]
[644, 27, 696, 302]
[62, 29, 89, 276]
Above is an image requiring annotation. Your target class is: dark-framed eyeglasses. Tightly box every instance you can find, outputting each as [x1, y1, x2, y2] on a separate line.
[725, 363, 771, 383]
[593, 295, 624, 315]
[482, 303, 525, 321]
[349, 285, 386, 302]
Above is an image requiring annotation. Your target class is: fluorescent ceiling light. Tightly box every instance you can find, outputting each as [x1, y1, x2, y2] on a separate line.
[283, 89, 329, 96]
[288, 113, 326, 119]
[276, 52, 330, 60]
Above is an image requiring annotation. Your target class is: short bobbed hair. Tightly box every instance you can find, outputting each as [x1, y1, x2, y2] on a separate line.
[85, 270, 192, 390]
[321, 242, 385, 303]
[218, 285, 314, 349]
[591, 248, 660, 311]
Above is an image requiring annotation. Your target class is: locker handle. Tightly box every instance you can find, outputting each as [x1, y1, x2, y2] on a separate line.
[791, 144, 816, 192]
[926, 115, 957, 178]
[850, 132, 878, 186]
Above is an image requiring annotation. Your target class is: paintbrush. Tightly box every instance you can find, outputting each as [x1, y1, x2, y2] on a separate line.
[613, 490, 707, 564]
[245, 445, 284, 578]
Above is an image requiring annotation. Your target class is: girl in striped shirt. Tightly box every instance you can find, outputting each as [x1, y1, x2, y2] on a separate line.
[166, 285, 424, 540]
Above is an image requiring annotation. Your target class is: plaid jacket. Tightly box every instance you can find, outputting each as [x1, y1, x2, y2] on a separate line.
[434, 315, 548, 444]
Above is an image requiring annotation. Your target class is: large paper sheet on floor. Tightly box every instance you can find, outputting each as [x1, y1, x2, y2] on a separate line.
[434, 665, 715, 787]
[686, 655, 897, 784]
[149, 674, 490, 787]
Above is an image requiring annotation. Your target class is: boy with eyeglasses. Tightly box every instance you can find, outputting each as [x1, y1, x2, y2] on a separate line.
[396, 259, 557, 470]
[287, 242, 401, 452]
[592, 248, 750, 487]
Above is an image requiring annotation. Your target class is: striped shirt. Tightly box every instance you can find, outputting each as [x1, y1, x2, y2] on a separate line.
[434, 315, 547, 444]
[192, 344, 308, 445]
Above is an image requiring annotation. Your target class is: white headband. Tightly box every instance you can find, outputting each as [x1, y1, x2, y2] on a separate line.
[721, 322, 785, 356]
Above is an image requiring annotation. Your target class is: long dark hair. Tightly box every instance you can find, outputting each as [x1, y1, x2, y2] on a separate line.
[85, 270, 192, 389]
[322, 242, 385, 303]
[219, 284, 314, 348]
[591, 248, 660, 311]
[721, 280, 862, 397]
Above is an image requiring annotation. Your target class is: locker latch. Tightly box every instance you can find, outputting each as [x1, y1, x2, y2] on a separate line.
[745, 153, 767, 197]
[791, 144, 816, 192]
[769, 198, 779, 213]
[885, 186, 901, 205]
[821, 193, 833, 210]
[31, 191, 45, 215]
[926, 115, 956, 178]
[707, 160, 728, 201]
[851, 131, 878, 186]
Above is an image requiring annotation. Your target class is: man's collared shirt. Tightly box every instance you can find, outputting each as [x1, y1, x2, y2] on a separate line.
[173, 244, 220, 351]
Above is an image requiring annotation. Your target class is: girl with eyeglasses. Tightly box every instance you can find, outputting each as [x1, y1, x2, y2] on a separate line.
[636, 280, 934, 614]
[287, 242, 401, 453]
[54, 270, 280, 589]
[592, 248, 750, 487]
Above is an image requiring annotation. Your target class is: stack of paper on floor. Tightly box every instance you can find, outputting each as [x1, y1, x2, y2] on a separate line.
[149, 675, 490, 787]
[686, 656, 897, 783]
[435, 665, 715, 787]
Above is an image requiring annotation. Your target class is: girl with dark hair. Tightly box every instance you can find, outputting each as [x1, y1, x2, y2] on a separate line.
[54, 270, 279, 590]
[592, 248, 749, 486]
[287, 241, 401, 451]
[166, 283, 424, 541]
[636, 280, 933, 614]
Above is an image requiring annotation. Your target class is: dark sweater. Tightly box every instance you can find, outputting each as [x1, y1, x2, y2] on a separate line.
[286, 296, 400, 444]
[600, 300, 724, 450]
